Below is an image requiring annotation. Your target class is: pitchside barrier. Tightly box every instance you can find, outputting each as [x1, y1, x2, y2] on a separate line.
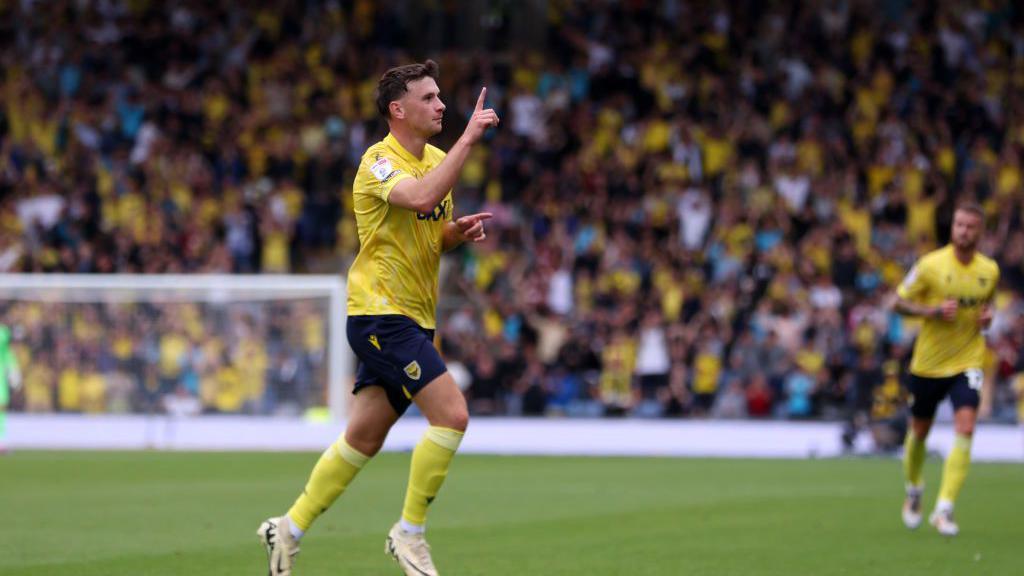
[8, 414, 1023, 462]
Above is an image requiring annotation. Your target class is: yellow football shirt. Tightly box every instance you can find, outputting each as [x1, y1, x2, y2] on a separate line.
[347, 133, 452, 329]
[897, 245, 999, 377]
[692, 352, 722, 395]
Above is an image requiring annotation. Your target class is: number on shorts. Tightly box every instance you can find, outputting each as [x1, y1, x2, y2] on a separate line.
[965, 368, 983, 391]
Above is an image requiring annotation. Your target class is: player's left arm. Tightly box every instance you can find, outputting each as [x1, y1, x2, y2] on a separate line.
[442, 212, 493, 252]
[978, 266, 1000, 329]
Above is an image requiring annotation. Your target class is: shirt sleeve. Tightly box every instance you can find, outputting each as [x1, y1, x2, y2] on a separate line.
[357, 153, 414, 203]
[896, 260, 930, 302]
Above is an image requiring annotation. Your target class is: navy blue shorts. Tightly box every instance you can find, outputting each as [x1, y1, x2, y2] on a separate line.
[347, 315, 447, 415]
[906, 371, 981, 419]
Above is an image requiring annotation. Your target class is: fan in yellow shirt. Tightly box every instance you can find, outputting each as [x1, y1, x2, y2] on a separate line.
[259, 60, 499, 576]
[893, 203, 999, 537]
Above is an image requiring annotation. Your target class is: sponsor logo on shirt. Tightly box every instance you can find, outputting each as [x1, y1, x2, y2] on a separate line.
[417, 198, 449, 222]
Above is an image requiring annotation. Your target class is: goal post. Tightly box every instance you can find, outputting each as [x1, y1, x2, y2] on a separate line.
[0, 274, 352, 420]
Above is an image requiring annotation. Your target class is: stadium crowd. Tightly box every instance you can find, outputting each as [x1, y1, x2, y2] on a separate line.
[2, 1, 1024, 429]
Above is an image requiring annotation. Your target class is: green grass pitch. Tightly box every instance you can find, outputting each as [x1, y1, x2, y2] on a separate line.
[1, 450, 1021, 575]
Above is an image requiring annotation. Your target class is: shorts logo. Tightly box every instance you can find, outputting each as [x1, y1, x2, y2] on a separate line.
[965, 368, 983, 391]
[404, 361, 422, 381]
[368, 334, 381, 351]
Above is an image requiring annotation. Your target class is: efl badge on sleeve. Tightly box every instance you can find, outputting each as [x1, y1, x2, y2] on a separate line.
[371, 157, 398, 182]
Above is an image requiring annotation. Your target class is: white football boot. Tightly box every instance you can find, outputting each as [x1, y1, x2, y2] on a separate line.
[386, 522, 439, 576]
[929, 507, 960, 537]
[257, 516, 301, 575]
[901, 485, 923, 529]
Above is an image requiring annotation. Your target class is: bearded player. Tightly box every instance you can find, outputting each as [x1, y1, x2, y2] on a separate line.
[893, 203, 999, 536]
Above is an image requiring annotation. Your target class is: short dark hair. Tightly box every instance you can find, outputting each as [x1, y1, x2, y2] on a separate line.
[955, 201, 984, 219]
[375, 60, 440, 119]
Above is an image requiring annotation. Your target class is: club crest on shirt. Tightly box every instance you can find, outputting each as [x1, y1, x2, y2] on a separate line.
[404, 361, 422, 381]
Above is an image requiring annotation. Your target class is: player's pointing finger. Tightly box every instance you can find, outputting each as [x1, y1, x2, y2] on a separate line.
[475, 87, 487, 112]
[457, 213, 493, 228]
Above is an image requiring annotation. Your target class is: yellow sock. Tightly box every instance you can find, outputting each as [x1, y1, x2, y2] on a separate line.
[902, 429, 926, 488]
[937, 434, 972, 506]
[401, 426, 464, 526]
[287, 436, 371, 531]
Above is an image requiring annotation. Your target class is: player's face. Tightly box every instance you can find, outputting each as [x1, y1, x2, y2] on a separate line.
[397, 77, 445, 136]
[951, 209, 982, 252]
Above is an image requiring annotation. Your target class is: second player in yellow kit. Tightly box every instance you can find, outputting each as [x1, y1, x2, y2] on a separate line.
[893, 203, 999, 537]
[897, 245, 998, 378]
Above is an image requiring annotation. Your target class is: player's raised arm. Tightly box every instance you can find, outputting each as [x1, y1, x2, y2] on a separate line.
[388, 87, 499, 213]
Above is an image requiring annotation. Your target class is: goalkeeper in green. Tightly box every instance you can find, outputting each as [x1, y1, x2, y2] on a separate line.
[0, 324, 21, 452]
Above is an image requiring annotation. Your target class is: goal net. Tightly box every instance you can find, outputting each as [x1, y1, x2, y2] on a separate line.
[0, 274, 351, 419]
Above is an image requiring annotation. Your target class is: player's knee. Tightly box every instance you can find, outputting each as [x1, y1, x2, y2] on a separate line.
[955, 423, 975, 437]
[344, 432, 386, 457]
[436, 405, 469, 432]
[362, 439, 386, 457]
[953, 407, 977, 437]
[420, 402, 468, 431]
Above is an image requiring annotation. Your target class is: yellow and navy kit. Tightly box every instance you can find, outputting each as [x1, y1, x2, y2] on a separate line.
[347, 133, 453, 330]
[346, 133, 453, 411]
